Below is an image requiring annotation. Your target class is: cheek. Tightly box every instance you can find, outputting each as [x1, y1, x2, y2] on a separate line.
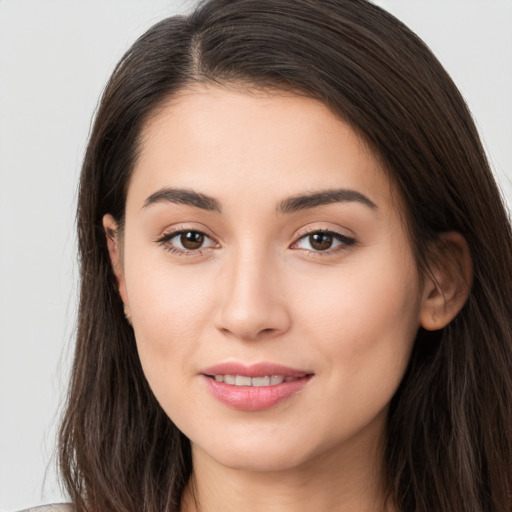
[123, 250, 217, 380]
[299, 250, 420, 335]
[295, 248, 422, 411]
[124, 260, 219, 423]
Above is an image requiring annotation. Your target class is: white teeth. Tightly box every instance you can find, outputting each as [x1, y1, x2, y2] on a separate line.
[212, 374, 295, 386]
[235, 375, 252, 386]
[252, 376, 270, 387]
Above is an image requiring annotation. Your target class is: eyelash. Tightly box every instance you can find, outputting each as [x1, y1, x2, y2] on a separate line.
[291, 229, 357, 255]
[156, 228, 357, 257]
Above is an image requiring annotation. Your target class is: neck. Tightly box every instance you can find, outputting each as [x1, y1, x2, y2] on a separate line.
[181, 415, 394, 512]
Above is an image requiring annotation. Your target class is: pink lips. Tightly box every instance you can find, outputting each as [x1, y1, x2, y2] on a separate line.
[201, 362, 313, 412]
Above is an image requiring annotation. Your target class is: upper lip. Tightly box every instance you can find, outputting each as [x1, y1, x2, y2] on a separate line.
[201, 362, 312, 378]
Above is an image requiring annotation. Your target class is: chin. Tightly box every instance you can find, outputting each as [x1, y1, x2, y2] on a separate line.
[189, 426, 324, 473]
[202, 444, 310, 473]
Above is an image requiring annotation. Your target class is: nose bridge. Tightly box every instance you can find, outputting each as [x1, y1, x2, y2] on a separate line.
[216, 241, 289, 340]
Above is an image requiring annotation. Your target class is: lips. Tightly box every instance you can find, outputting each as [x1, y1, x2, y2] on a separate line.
[201, 362, 313, 411]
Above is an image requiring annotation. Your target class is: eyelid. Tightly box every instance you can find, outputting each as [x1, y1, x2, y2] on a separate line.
[293, 223, 355, 240]
[155, 222, 217, 241]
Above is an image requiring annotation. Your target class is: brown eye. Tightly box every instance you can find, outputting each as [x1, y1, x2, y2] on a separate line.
[157, 229, 217, 254]
[180, 231, 205, 250]
[309, 232, 333, 251]
[293, 229, 356, 254]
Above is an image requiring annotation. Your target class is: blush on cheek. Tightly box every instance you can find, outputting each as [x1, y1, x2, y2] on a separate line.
[304, 264, 419, 389]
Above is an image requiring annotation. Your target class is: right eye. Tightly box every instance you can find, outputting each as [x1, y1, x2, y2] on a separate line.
[157, 230, 218, 255]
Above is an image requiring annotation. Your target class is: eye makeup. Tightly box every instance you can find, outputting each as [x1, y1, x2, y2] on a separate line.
[155, 228, 218, 257]
[291, 228, 357, 255]
[155, 224, 357, 259]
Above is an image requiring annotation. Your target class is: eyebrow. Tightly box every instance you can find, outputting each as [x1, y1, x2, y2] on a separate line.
[277, 189, 377, 213]
[143, 187, 222, 212]
[142, 187, 377, 214]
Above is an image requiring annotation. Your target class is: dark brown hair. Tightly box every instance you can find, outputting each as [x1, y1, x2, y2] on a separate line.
[59, 1, 512, 511]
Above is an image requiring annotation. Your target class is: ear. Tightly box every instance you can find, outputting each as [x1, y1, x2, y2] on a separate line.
[419, 232, 473, 331]
[103, 214, 129, 309]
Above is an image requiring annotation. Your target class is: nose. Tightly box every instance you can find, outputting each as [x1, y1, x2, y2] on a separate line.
[214, 250, 291, 341]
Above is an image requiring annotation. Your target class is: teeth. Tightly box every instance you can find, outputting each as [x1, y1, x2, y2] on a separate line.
[252, 376, 270, 387]
[235, 375, 252, 386]
[213, 375, 296, 386]
[224, 375, 236, 385]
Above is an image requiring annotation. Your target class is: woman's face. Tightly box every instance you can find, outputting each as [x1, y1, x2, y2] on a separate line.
[106, 85, 429, 473]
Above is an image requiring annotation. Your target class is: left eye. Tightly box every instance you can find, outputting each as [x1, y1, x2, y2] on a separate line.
[294, 231, 355, 252]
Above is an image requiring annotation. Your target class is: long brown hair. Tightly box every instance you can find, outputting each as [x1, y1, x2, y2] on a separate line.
[59, 1, 512, 511]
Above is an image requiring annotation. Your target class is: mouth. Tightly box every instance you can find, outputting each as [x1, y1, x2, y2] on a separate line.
[200, 362, 314, 411]
[207, 374, 305, 386]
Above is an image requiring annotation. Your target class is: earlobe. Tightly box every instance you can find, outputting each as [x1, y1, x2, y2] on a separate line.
[103, 214, 129, 306]
[419, 232, 473, 331]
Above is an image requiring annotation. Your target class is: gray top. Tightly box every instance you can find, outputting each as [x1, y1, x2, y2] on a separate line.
[18, 505, 74, 512]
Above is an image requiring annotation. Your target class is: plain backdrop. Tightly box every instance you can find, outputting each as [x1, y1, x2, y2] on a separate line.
[0, 1, 511, 510]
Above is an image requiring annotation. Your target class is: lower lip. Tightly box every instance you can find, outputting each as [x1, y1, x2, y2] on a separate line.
[203, 375, 312, 411]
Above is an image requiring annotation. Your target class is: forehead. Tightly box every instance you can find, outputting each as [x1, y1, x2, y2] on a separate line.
[129, 85, 395, 214]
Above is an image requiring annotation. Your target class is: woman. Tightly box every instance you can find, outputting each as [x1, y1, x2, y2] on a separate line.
[54, 0, 512, 511]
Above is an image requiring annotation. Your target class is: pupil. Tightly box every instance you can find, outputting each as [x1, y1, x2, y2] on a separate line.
[310, 233, 333, 251]
[181, 231, 204, 250]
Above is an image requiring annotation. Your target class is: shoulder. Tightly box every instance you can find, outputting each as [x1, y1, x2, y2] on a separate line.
[17, 505, 74, 512]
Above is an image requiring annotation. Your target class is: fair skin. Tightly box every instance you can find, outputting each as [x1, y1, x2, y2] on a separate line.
[104, 85, 471, 512]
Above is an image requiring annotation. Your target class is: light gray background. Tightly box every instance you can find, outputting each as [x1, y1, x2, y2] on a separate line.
[1, 1, 511, 510]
